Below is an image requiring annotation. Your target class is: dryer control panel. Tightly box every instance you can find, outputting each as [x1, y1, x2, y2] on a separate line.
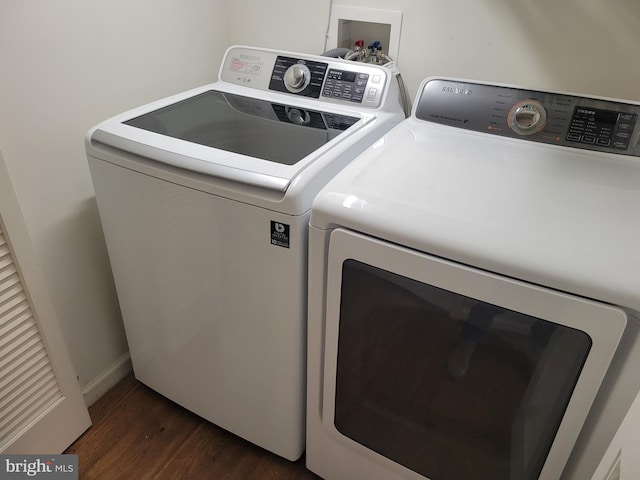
[219, 46, 390, 109]
[415, 78, 640, 157]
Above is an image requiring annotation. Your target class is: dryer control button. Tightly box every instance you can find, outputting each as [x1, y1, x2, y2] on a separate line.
[509, 100, 547, 136]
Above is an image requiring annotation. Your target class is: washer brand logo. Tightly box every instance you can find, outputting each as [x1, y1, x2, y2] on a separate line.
[270, 221, 290, 249]
[239, 53, 261, 62]
[1, 455, 77, 479]
[442, 85, 473, 95]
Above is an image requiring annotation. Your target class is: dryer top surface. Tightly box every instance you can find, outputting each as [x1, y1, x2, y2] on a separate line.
[311, 115, 640, 312]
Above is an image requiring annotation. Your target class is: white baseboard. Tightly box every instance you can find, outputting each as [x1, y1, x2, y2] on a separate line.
[81, 353, 133, 407]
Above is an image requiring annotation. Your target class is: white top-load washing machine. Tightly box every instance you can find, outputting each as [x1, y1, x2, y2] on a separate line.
[306, 77, 640, 479]
[86, 46, 403, 461]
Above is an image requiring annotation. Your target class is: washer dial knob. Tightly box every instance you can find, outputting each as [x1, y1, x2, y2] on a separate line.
[509, 100, 547, 135]
[284, 63, 311, 93]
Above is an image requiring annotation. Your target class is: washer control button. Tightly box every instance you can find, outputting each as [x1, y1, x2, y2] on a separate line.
[284, 64, 311, 93]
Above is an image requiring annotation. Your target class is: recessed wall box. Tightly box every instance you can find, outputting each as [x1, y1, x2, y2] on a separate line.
[328, 6, 402, 63]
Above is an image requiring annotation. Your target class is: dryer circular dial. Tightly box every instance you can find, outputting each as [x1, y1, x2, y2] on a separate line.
[508, 100, 547, 135]
[284, 64, 311, 93]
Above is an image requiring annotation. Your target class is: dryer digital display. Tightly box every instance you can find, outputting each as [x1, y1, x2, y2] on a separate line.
[567, 106, 637, 150]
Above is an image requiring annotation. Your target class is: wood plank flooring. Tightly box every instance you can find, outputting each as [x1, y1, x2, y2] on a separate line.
[65, 374, 321, 480]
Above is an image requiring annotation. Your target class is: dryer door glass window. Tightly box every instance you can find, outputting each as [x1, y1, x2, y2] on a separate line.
[124, 91, 359, 165]
[334, 259, 592, 480]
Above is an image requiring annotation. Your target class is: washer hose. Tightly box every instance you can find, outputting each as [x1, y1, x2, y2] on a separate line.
[380, 54, 411, 118]
[322, 48, 351, 58]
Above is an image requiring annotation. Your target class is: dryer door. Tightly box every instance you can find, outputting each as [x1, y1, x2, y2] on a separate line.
[321, 228, 626, 480]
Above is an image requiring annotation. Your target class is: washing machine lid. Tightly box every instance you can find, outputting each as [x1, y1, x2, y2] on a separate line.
[311, 116, 640, 313]
[90, 86, 368, 191]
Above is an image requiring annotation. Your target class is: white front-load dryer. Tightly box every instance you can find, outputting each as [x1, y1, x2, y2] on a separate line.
[306, 77, 640, 479]
[86, 46, 404, 461]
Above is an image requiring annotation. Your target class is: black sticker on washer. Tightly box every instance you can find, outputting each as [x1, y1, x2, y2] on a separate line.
[271, 221, 290, 248]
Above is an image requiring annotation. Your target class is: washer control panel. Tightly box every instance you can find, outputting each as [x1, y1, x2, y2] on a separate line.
[269, 56, 328, 98]
[220, 46, 390, 109]
[322, 69, 372, 104]
[268, 56, 386, 106]
[415, 78, 640, 156]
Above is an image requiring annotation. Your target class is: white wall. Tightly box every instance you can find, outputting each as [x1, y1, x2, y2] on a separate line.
[0, 0, 228, 402]
[227, 1, 330, 56]
[227, 0, 640, 103]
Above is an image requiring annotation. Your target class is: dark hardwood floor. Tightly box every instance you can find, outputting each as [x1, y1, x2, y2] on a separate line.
[65, 374, 321, 480]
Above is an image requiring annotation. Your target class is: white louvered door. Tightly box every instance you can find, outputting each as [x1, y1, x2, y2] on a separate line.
[0, 150, 90, 453]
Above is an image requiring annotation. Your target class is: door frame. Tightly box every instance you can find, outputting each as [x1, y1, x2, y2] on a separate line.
[0, 149, 91, 454]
